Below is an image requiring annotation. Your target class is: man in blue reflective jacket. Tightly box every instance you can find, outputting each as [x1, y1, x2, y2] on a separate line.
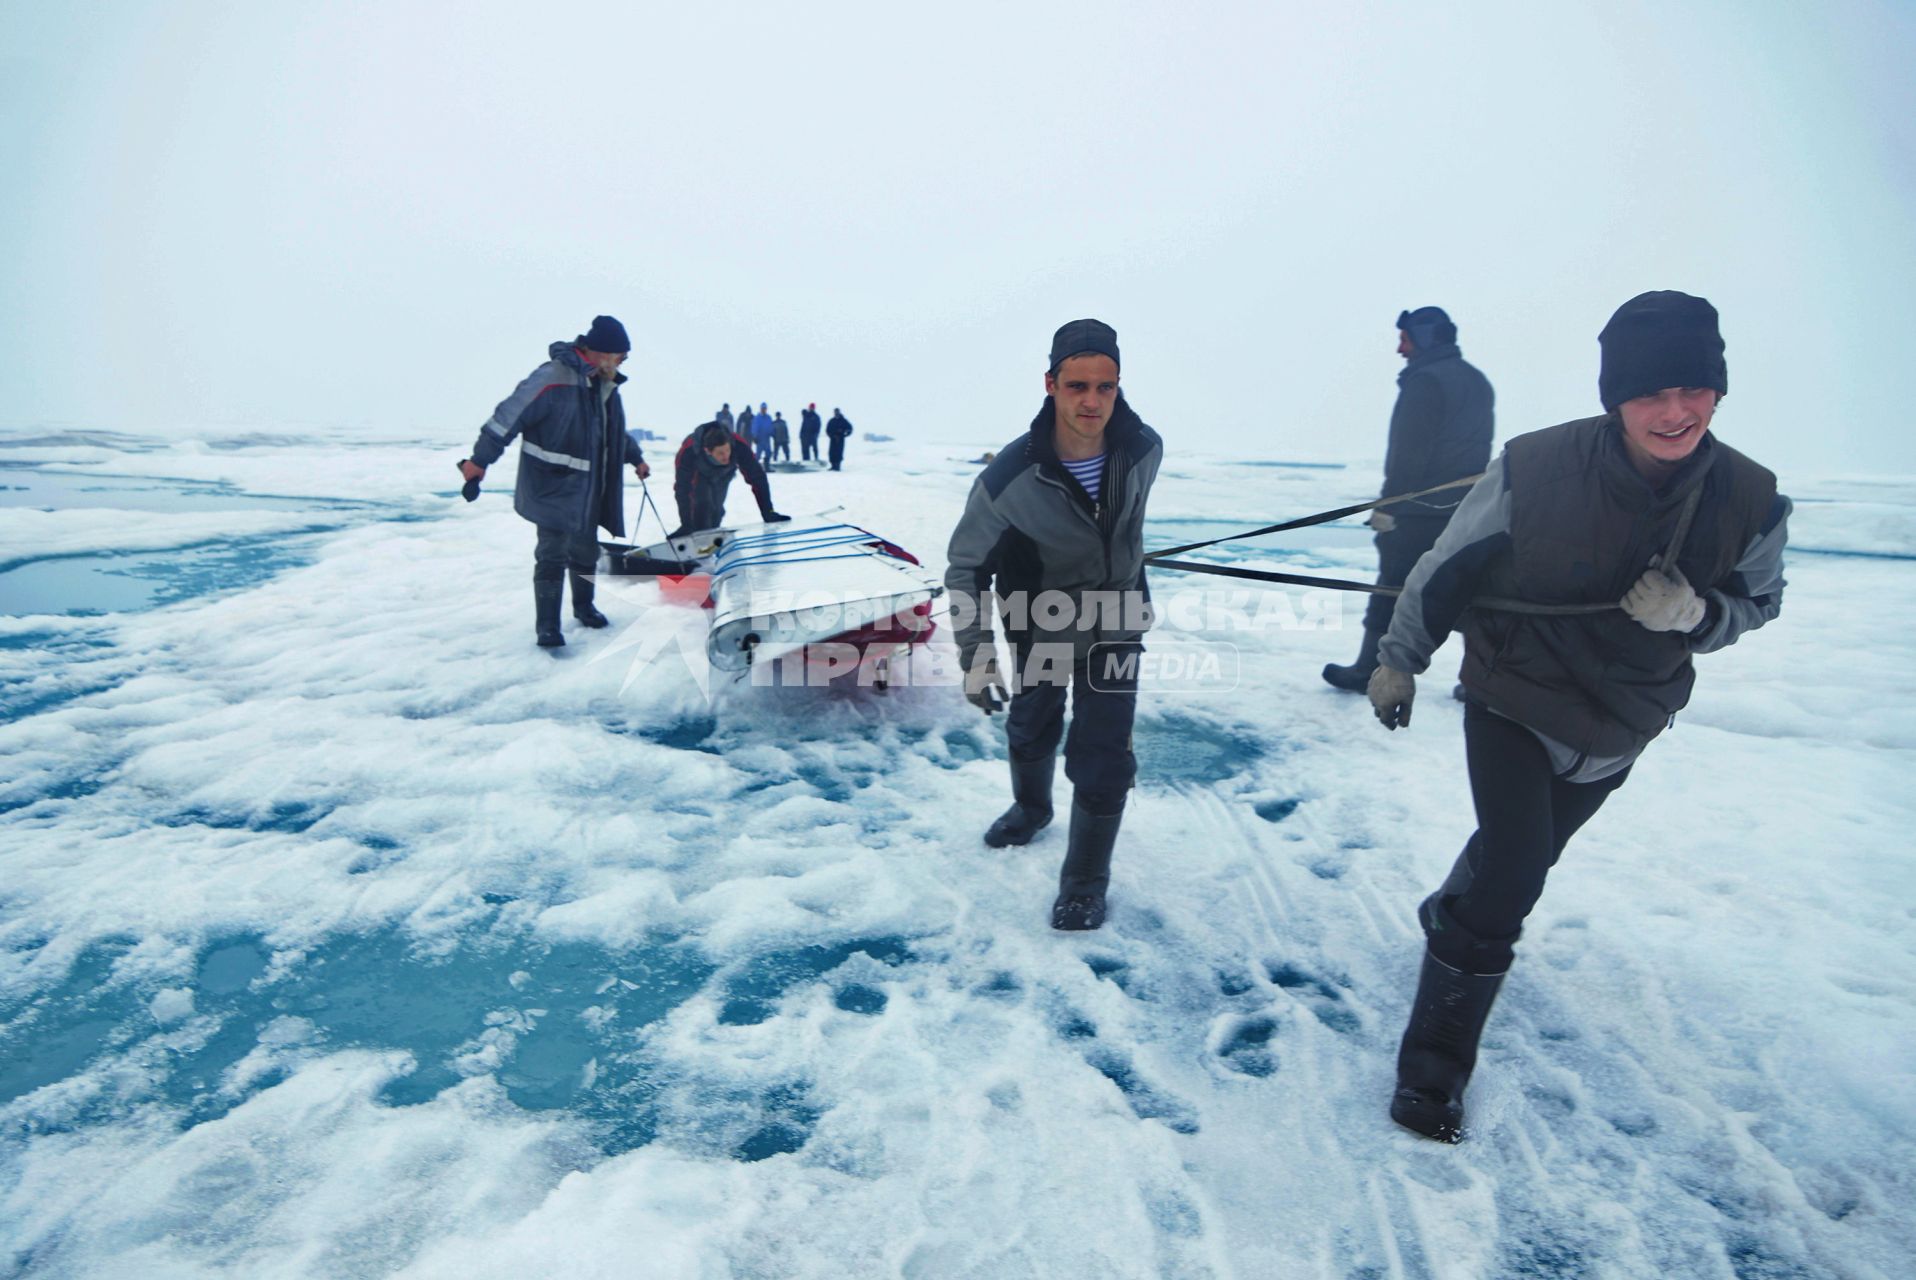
[460, 316, 650, 649]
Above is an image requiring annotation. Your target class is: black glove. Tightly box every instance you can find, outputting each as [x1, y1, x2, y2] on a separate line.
[457, 460, 482, 503]
[763, 511, 792, 523]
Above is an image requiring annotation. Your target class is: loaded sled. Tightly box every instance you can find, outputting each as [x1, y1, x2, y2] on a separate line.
[600, 516, 944, 686]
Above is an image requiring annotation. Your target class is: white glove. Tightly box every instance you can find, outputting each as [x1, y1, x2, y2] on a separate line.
[1621, 563, 1706, 633]
[964, 654, 1009, 715]
[1368, 664, 1416, 730]
[1367, 509, 1397, 533]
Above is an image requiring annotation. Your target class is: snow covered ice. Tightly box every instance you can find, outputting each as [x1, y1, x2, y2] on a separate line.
[2, 429, 1913, 1278]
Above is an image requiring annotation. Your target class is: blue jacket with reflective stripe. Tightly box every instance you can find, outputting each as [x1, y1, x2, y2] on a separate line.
[470, 342, 647, 536]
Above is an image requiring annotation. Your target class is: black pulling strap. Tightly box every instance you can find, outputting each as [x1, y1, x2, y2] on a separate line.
[1144, 476, 1705, 618]
[1146, 476, 1482, 559]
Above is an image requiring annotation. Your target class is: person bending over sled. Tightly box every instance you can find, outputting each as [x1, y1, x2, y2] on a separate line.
[671, 421, 788, 537]
[1367, 291, 1790, 1142]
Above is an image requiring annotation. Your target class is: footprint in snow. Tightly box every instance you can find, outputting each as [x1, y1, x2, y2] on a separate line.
[1216, 1014, 1281, 1078]
[1266, 960, 1362, 1035]
[1083, 1044, 1200, 1134]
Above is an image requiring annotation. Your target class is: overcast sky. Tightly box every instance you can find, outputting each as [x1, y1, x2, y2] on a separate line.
[3, 0, 1912, 477]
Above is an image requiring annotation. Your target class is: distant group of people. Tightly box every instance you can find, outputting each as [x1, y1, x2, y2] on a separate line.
[461, 298, 1790, 1147]
[712, 402, 855, 471]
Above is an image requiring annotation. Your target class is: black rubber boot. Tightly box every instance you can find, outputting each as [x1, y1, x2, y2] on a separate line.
[984, 753, 1055, 848]
[534, 567, 565, 649]
[1322, 627, 1383, 693]
[571, 572, 609, 628]
[1390, 947, 1507, 1143]
[1050, 800, 1123, 931]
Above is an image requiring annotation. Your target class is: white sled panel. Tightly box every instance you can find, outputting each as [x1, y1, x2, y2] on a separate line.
[703, 519, 944, 671]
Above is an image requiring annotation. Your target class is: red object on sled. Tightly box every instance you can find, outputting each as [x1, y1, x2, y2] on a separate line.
[659, 573, 713, 606]
[813, 599, 937, 657]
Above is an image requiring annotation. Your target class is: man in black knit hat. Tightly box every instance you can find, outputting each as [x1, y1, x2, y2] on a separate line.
[1364, 291, 1791, 1142]
[945, 319, 1163, 932]
[459, 315, 650, 649]
[1324, 306, 1494, 692]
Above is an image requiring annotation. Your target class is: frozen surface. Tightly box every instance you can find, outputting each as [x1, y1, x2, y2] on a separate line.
[1, 427, 1912, 1278]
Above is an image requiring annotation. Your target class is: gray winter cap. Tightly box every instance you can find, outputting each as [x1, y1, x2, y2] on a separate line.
[1048, 318, 1120, 373]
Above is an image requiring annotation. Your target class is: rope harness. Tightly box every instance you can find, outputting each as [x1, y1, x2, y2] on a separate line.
[1143, 475, 1702, 617]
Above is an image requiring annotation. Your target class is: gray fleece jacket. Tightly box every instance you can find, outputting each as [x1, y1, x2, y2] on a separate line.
[944, 396, 1164, 672]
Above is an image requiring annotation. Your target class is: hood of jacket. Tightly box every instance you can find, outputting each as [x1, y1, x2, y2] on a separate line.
[1398, 341, 1463, 385]
[549, 341, 628, 386]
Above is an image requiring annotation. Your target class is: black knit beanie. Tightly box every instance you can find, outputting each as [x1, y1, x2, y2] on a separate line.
[1396, 306, 1457, 349]
[1048, 318, 1120, 373]
[579, 315, 630, 353]
[1597, 292, 1726, 410]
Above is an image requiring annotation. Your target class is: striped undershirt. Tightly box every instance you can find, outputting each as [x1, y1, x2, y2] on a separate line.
[1059, 453, 1106, 501]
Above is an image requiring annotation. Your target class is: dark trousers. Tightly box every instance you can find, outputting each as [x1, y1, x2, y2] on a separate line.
[534, 524, 600, 578]
[801, 431, 820, 461]
[1363, 517, 1446, 635]
[828, 439, 846, 470]
[1427, 702, 1630, 971]
[1006, 642, 1140, 814]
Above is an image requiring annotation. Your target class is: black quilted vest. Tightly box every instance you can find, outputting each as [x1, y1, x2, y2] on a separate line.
[1459, 416, 1776, 758]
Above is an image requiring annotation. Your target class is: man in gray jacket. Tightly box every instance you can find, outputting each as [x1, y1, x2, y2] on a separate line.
[1324, 306, 1494, 691]
[460, 315, 650, 649]
[945, 318, 1163, 931]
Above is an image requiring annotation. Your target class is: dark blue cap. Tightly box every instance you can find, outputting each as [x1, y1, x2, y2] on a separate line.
[579, 315, 629, 353]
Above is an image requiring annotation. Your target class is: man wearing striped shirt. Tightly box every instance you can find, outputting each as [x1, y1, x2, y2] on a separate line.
[945, 319, 1164, 931]
[460, 316, 651, 649]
